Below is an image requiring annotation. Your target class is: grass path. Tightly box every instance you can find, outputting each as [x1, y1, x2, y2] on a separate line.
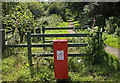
[67, 20, 75, 34]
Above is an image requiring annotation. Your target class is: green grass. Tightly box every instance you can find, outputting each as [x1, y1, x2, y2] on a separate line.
[69, 52, 120, 81]
[45, 22, 71, 41]
[104, 33, 120, 49]
[57, 22, 69, 27]
[2, 49, 120, 82]
[73, 21, 85, 28]
[73, 21, 81, 27]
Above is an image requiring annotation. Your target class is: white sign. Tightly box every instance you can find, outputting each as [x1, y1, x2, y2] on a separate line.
[57, 50, 64, 60]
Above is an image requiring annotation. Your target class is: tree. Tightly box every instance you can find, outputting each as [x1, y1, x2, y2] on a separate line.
[2, 2, 35, 43]
[28, 2, 46, 18]
[47, 2, 67, 21]
[66, 2, 87, 20]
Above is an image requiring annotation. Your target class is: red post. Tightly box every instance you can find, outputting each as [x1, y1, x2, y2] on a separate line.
[53, 39, 68, 79]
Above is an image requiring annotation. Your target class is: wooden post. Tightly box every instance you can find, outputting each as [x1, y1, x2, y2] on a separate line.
[42, 26, 45, 43]
[27, 32, 34, 78]
[0, 25, 1, 83]
[18, 28, 23, 43]
[0, 3, 4, 80]
[51, 42, 53, 52]
[0, 22, 5, 54]
[42, 26, 45, 50]
[100, 31, 102, 43]
[100, 32, 102, 38]
[0, 30, 5, 53]
[27, 32, 32, 66]
[96, 32, 99, 44]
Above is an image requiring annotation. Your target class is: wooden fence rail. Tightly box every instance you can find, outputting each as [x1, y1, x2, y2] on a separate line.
[42, 26, 88, 44]
[3, 26, 102, 68]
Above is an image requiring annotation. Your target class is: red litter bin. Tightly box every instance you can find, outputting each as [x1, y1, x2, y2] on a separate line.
[53, 39, 68, 79]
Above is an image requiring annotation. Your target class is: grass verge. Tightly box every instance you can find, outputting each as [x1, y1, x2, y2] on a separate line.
[104, 33, 120, 49]
[2, 50, 120, 82]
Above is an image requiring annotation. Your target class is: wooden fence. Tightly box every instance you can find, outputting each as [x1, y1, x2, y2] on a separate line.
[2, 26, 102, 67]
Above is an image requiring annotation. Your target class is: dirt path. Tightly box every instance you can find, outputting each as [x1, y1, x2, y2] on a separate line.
[67, 20, 75, 33]
[67, 21, 120, 59]
[105, 46, 120, 59]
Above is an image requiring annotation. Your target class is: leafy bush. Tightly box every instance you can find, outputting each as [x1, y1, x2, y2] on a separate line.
[47, 2, 67, 21]
[38, 14, 63, 27]
[115, 26, 120, 36]
[3, 3, 36, 44]
[105, 16, 120, 35]
[84, 28, 106, 65]
[28, 2, 45, 18]
[95, 15, 105, 28]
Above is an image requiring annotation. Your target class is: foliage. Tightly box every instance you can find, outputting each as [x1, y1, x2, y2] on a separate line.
[105, 16, 120, 34]
[104, 33, 120, 49]
[28, 2, 48, 18]
[84, 27, 106, 65]
[2, 50, 120, 82]
[2, 2, 19, 16]
[95, 15, 105, 27]
[71, 2, 120, 31]
[2, 3, 43, 44]
[66, 2, 87, 21]
[73, 21, 84, 27]
[2, 2, 120, 82]
[3, 3, 35, 31]
[38, 14, 63, 27]
[2, 2, 70, 44]
[45, 2, 67, 21]
[69, 53, 120, 81]
[115, 26, 120, 36]
[67, 2, 120, 35]
[29, 2, 71, 21]
[73, 21, 107, 65]
[2, 21, 120, 82]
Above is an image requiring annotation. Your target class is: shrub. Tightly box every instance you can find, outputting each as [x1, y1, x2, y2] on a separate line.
[38, 14, 63, 27]
[3, 3, 36, 44]
[84, 28, 106, 65]
[115, 26, 120, 36]
[95, 15, 105, 28]
[105, 16, 120, 35]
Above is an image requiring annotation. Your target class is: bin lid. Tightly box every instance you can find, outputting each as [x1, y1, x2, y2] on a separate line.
[53, 39, 68, 43]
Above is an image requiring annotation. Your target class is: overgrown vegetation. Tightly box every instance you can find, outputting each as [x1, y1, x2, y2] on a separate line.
[72, 20, 120, 81]
[38, 14, 63, 27]
[105, 16, 120, 35]
[2, 51, 120, 82]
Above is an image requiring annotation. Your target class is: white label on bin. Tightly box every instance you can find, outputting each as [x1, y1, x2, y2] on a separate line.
[57, 50, 64, 60]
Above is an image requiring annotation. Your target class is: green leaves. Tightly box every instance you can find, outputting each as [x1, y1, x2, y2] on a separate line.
[3, 3, 37, 44]
[85, 30, 106, 65]
[38, 14, 63, 27]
